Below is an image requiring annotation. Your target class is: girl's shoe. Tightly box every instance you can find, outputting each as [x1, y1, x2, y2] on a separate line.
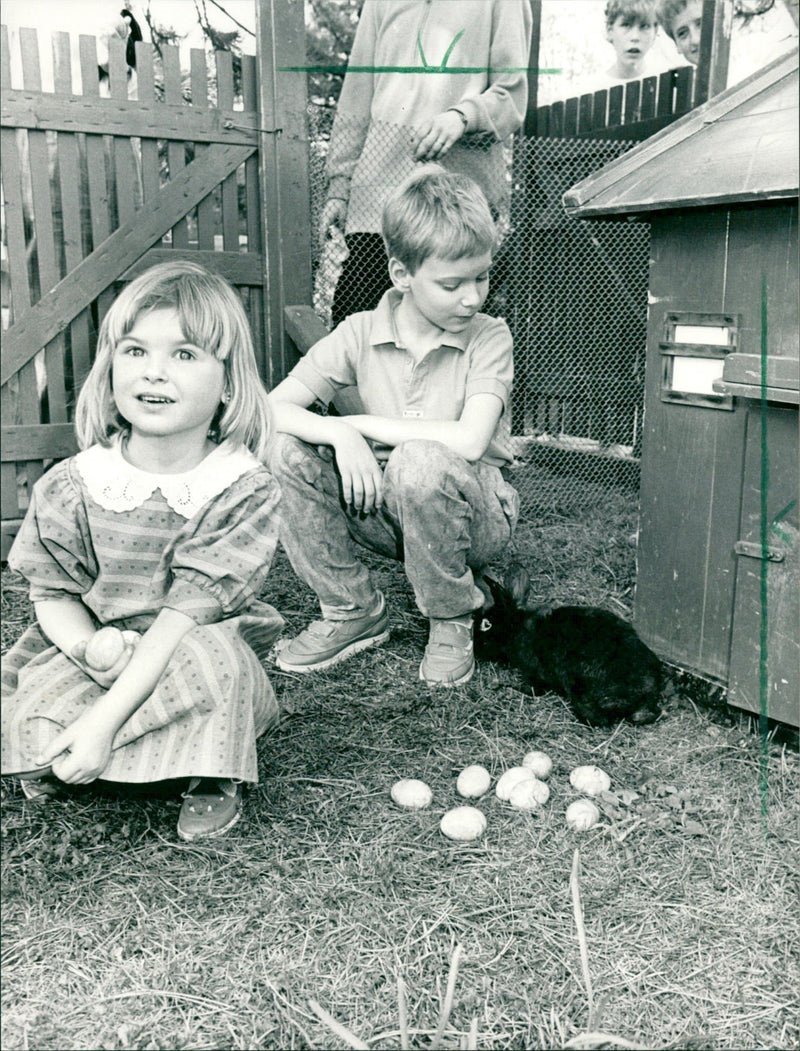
[177, 778, 243, 841]
[20, 778, 64, 802]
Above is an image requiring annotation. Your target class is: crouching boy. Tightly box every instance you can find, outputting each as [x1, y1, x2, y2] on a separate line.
[267, 168, 519, 686]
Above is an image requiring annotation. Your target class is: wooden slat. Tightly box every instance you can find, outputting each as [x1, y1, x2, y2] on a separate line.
[549, 100, 564, 137]
[624, 79, 641, 124]
[53, 32, 92, 403]
[241, 53, 265, 376]
[564, 96, 579, 136]
[0, 26, 23, 519]
[674, 66, 694, 113]
[242, 54, 262, 254]
[523, 0, 542, 135]
[1, 424, 77, 461]
[1, 89, 259, 145]
[79, 35, 115, 330]
[657, 70, 675, 118]
[578, 93, 593, 134]
[607, 84, 623, 127]
[15, 29, 47, 492]
[191, 48, 216, 251]
[216, 51, 239, 252]
[163, 45, 188, 249]
[592, 89, 608, 131]
[109, 37, 139, 226]
[535, 104, 549, 137]
[122, 249, 264, 285]
[2, 143, 255, 385]
[640, 75, 657, 121]
[135, 43, 160, 206]
[284, 304, 329, 354]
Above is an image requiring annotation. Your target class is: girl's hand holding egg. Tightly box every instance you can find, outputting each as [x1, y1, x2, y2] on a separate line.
[73, 626, 141, 688]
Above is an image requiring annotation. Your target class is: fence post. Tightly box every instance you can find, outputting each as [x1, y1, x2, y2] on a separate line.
[694, 0, 733, 105]
[255, 0, 312, 388]
[524, 0, 543, 136]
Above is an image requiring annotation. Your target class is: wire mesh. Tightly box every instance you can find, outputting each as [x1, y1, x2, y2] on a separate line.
[307, 109, 649, 520]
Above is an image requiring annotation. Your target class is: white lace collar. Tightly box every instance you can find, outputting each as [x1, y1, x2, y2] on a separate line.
[76, 437, 261, 517]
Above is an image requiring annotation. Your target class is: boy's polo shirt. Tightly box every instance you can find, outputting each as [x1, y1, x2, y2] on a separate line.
[288, 290, 514, 467]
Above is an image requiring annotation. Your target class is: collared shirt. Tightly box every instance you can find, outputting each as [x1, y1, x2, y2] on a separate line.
[288, 290, 514, 467]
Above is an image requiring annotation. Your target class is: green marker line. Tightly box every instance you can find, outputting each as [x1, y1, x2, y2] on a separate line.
[279, 65, 562, 75]
[758, 273, 770, 824]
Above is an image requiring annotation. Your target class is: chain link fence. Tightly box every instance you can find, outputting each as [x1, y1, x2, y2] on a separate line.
[307, 109, 649, 521]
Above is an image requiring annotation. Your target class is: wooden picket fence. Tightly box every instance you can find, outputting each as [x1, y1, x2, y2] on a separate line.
[533, 66, 696, 140]
[0, 13, 311, 558]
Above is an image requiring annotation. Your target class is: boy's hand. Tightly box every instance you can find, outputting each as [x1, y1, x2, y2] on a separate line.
[332, 427, 384, 514]
[35, 710, 116, 784]
[412, 110, 466, 161]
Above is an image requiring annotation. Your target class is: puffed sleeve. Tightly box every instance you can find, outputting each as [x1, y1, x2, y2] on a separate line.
[162, 467, 281, 625]
[7, 459, 97, 602]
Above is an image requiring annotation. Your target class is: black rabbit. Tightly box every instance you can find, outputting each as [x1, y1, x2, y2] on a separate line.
[474, 563, 663, 726]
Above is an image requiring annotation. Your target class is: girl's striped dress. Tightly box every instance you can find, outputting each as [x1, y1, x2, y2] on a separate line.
[1, 439, 284, 784]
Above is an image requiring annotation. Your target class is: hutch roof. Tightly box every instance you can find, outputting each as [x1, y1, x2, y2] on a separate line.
[563, 49, 799, 218]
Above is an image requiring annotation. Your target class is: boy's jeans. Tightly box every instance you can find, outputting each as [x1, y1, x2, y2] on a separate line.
[269, 435, 519, 621]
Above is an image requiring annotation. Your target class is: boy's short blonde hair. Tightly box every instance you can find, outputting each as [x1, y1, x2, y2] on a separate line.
[382, 166, 496, 274]
[605, 0, 658, 28]
[656, 0, 692, 38]
[75, 260, 273, 460]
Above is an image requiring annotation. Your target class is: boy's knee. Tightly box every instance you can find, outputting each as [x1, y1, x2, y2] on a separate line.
[267, 433, 322, 483]
[385, 440, 461, 496]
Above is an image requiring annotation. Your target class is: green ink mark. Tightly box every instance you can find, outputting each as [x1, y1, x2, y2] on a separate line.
[416, 29, 429, 69]
[769, 498, 797, 544]
[439, 29, 465, 71]
[758, 272, 770, 825]
[278, 65, 562, 76]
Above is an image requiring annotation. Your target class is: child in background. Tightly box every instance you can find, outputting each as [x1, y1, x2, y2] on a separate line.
[657, 0, 703, 65]
[268, 168, 519, 688]
[1, 261, 283, 842]
[603, 0, 660, 82]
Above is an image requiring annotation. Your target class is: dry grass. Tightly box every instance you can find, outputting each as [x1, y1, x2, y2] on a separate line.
[2, 492, 798, 1051]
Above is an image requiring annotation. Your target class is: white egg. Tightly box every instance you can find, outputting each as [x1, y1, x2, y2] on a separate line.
[508, 777, 550, 810]
[569, 765, 611, 796]
[390, 778, 433, 809]
[521, 750, 553, 779]
[566, 799, 601, 830]
[495, 766, 535, 801]
[456, 764, 491, 798]
[440, 806, 487, 841]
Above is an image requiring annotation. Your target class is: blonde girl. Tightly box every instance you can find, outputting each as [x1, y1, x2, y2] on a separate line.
[2, 261, 283, 841]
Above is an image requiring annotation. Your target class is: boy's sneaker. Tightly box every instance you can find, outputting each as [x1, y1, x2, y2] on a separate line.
[178, 778, 243, 841]
[275, 593, 389, 673]
[420, 614, 475, 686]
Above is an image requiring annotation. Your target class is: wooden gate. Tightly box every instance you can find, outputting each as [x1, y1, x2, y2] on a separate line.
[1, 3, 311, 558]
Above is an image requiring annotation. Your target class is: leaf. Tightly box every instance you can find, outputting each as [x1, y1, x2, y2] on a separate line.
[655, 783, 678, 797]
[619, 788, 640, 806]
[682, 819, 706, 836]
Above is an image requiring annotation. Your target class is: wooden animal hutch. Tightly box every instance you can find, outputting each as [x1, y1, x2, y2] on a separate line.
[563, 50, 799, 727]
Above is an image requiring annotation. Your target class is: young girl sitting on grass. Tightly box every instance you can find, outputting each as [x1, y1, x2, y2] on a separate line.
[1, 261, 283, 841]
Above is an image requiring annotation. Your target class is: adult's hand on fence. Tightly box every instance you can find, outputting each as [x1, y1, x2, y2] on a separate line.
[320, 197, 348, 248]
[332, 426, 384, 515]
[412, 110, 466, 161]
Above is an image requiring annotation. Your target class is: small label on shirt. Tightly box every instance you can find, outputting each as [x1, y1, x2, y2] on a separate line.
[403, 409, 423, 419]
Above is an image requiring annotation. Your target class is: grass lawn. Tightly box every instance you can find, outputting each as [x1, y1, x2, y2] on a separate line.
[2, 493, 798, 1051]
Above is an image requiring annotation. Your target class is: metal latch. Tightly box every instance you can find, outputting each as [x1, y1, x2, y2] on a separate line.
[734, 541, 785, 563]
